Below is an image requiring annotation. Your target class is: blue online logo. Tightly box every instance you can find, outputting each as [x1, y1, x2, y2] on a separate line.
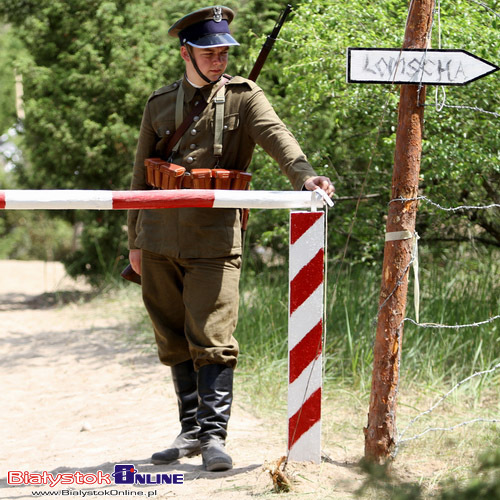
[112, 464, 184, 485]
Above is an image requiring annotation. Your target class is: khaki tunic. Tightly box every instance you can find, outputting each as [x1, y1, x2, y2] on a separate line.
[127, 76, 317, 258]
[128, 75, 317, 368]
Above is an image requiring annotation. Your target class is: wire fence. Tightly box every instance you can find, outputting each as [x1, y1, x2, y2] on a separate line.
[390, 196, 500, 212]
[393, 362, 500, 457]
[375, 0, 500, 458]
[381, 193, 499, 458]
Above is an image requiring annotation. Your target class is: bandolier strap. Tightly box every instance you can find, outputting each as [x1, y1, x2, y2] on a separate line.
[213, 84, 226, 158]
[172, 84, 185, 155]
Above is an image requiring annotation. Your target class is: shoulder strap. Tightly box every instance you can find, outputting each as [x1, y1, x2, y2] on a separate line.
[175, 84, 185, 131]
[164, 95, 207, 160]
[213, 83, 226, 158]
[163, 76, 231, 161]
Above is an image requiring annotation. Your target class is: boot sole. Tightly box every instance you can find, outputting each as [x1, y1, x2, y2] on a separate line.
[205, 460, 233, 472]
[151, 449, 201, 465]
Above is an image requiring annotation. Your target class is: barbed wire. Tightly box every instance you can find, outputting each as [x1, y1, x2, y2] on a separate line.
[393, 362, 500, 457]
[370, 0, 499, 464]
[390, 195, 500, 212]
[374, 190, 498, 324]
[404, 315, 500, 329]
[396, 418, 500, 452]
[466, 0, 500, 19]
[376, 191, 499, 457]
[378, 198, 499, 457]
[373, 191, 498, 326]
[427, 99, 500, 118]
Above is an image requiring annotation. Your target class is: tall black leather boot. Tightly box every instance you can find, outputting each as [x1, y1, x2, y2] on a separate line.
[197, 364, 234, 472]
[151, 359, 201, 464]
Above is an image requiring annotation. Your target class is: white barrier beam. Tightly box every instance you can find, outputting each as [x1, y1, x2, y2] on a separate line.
[0, 189, 326, 210]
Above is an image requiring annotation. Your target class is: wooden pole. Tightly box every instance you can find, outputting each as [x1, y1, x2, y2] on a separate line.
[364, 0, 435, 463]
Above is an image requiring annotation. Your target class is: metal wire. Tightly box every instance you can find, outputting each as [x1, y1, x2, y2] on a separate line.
[390, 195, 500, 212]
[393, 362, 500, 457]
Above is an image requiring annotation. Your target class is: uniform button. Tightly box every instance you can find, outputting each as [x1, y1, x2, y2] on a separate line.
[186, 156, 194, 164]
[189, 143, 196, 150]
[194, 100, 200, 106]
[193, 116, 200, 122]
[166, 130, 171, 135]
[223, 125, 228, 130]
[190, 129, 197, 136]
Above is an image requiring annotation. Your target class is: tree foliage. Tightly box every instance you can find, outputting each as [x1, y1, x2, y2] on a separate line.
[0, 0, 498, 281]
[0, 26, 19, 134]
[1, 1, 174, 281]
[262, 0, 499, 260]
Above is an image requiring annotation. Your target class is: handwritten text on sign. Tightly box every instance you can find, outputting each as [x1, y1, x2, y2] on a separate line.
[347, 48, 499, 86]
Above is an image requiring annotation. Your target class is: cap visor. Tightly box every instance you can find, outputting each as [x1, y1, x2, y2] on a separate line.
[187, 33, 239, 48]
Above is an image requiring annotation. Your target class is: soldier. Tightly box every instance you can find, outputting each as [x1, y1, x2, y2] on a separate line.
[127, 6, 334, 472]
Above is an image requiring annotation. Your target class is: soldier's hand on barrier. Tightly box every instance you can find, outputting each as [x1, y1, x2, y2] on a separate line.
[129, 249, 142, 276]
[304, 176, 335, 197]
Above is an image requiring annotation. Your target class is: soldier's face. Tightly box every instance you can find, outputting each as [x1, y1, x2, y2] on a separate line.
[182, 45, 229, 84]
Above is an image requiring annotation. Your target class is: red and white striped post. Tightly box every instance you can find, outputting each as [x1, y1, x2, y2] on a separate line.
[288, 210, 324, 463]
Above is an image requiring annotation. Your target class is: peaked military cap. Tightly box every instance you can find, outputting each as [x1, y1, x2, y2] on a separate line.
[168, 5, 239, 48]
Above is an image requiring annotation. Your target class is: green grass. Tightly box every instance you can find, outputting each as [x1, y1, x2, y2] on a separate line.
[236, 245, 499, 395]
[124, 244, 499, 412]
[116, 245, 499, 494]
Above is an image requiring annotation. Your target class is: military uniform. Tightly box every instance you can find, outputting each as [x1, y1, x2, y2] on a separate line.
[128, 5, 322, 472]
[128, 74, 318, 369]
[128, 76, 316, 259]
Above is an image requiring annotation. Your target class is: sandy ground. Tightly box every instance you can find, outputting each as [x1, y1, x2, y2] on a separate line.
[0, 260, 367, 500]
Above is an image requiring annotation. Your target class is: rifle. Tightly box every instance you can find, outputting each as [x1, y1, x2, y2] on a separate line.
[239, 4, 292, 244]
[248, 4, 292, 82]
[121, 5, 293, 285]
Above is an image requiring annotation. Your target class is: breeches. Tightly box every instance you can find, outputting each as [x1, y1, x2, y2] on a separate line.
[141, 249, 241, 370]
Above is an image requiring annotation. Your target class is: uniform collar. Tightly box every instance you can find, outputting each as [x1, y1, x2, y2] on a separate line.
[182, 76, 223, 103]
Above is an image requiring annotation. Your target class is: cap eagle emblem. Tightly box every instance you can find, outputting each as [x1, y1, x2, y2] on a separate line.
[213, 6, 223, 22]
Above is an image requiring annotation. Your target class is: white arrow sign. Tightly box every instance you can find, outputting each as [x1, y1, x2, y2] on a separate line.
[347, 48, 499, 85]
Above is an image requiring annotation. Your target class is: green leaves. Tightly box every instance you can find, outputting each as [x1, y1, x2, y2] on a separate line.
[250, 0, 499, 258]
[0, 0, 175, 279]
[0, 0, 498, 280]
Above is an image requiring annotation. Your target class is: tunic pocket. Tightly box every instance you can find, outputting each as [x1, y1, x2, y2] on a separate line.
[210, 113, 240, 132]
[153, 120, 176, 139]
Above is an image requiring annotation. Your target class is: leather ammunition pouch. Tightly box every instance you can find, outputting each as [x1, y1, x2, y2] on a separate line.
[144, 158, 252, 191]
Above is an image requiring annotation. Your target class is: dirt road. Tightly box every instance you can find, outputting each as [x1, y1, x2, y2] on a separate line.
[0, 260, 366, 499]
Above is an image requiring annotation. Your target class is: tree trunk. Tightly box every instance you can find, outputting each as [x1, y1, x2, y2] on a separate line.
[364, 0, 435, 463]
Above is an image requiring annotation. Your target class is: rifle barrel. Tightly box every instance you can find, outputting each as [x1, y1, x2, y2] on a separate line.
[247, 4, 292, 82]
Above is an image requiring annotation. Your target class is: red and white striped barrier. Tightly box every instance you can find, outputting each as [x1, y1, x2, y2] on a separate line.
[1, 188, 330, 463]
[288, 211, 324, 463]
[0, 189, 326, 210]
